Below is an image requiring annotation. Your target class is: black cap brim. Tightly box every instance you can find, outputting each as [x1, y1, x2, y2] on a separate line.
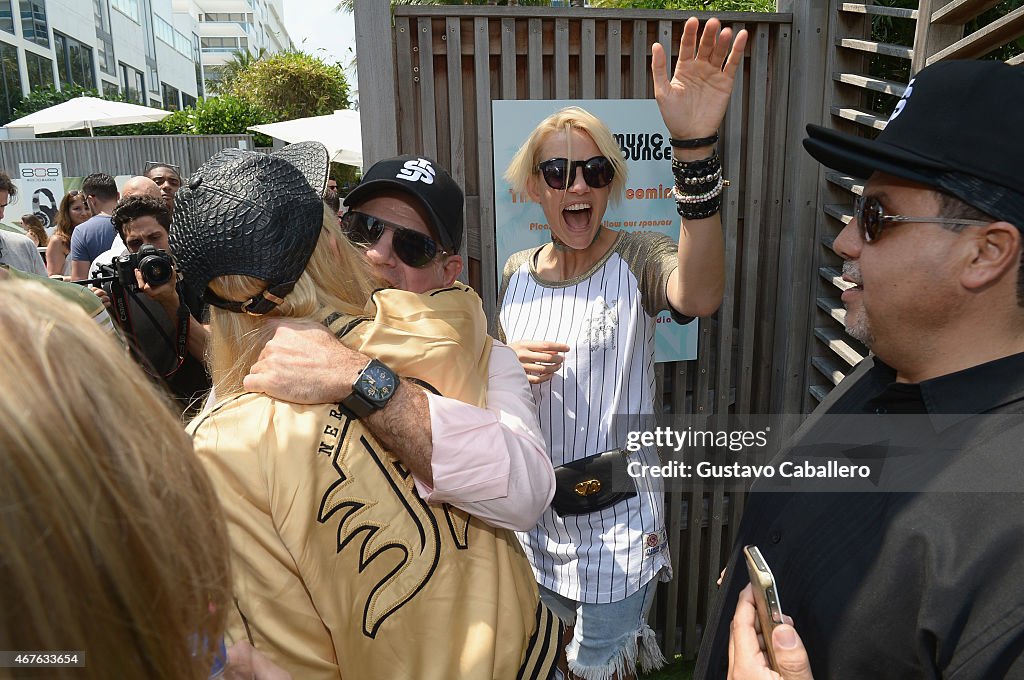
[803, 124, 949, 186]
[343, 179, 454, 250]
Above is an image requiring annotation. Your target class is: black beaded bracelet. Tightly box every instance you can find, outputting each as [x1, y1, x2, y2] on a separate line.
[676, 198, 722, 221]
[669, 133, 719, 149]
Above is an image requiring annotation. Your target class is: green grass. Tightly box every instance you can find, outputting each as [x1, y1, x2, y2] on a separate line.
[640, 654, 695, 679]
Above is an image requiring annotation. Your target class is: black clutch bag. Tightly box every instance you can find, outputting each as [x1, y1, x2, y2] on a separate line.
[550, 449, 638, 516]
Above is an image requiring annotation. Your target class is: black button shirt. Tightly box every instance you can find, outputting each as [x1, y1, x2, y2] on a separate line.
[695, 352, 1024, 680]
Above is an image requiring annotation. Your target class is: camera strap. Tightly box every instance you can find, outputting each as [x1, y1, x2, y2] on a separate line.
[109, 281, 189, 380]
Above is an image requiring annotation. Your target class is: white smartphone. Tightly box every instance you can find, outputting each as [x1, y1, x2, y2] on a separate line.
[743, 545, 785, 672]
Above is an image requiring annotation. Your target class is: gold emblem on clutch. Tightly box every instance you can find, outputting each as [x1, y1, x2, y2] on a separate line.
[575, 479, 602, 496]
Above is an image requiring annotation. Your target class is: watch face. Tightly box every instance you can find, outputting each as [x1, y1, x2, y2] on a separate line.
[358, 362, 396, 404]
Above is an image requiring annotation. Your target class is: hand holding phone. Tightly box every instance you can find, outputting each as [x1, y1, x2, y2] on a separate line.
[743, 545, 785, 672]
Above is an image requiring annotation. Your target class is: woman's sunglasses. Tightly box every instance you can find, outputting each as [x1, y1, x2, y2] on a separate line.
[853, 195, 991, 242]
[536, 156, 615, 191]
[341, 211, 445, 268]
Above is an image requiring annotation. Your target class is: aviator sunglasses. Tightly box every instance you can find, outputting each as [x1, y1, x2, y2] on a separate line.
[536, 156, 615, 191]
[854, 195, 991, 243]
[341, 211, 445, 268]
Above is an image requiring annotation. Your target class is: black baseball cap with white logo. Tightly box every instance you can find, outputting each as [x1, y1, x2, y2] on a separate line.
[804, 60, 1024, 228]
[344, 155, 465, 252]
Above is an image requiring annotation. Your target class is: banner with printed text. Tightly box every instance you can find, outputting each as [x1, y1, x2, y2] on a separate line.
[11, 163, 65, 232]
[491, 99, 697, 362]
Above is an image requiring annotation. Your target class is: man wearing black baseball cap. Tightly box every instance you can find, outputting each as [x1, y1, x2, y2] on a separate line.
[242, 153, 556, 534]
[701, 60, 1024, 680]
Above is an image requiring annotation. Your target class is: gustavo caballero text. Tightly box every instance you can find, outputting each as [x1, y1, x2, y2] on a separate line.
[627, 459, 871, 479]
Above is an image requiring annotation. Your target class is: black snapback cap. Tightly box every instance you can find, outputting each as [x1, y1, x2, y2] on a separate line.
[344, 155, 464, 252]
[804, 60, 1024, 228]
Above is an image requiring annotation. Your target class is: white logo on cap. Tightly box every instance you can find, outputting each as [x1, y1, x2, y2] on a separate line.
[888, 78, 915, 123]
[397, 158, 436, 185]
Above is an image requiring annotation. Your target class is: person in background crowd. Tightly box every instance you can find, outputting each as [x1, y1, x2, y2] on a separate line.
[106, 195, 211, 416]
[46, 189, 91, 277]
[326, 177, 338, 192]
[18, 213, 47, 247]
[322, 188, 342, 223]
[0, 172, 45, 277]
[145, 162, 182, 215]
[89, 176, 163, 276]
[69, 173, 120, 281]
[497, 17, 746, 680]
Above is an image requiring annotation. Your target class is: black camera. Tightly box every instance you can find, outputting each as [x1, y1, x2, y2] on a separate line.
[114, 244, 175, 289]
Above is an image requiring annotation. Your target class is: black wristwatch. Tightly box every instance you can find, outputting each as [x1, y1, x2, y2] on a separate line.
[340, 358, 399, 419]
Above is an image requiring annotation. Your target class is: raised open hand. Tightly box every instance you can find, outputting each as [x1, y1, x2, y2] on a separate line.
[651, 17, 748, 141]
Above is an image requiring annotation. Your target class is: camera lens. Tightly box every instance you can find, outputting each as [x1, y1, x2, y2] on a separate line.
[139, 255, 173, 286]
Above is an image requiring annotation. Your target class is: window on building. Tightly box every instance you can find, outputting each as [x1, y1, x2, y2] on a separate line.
[20, 0, 49, 47]
[0, 41, 20, 124]
[54, 32, 95, 90]
[111, 0, 139, 23]
[94, 0, 116, 76]
[0, 0, 13, 35]
[25, 51, 53, 90]
[161, 82, 179, 111]
[120, 62, 144, 103]
[181, 92, 196, 109]
[149, 97, 159, 108]
[101, 80, 119, 98]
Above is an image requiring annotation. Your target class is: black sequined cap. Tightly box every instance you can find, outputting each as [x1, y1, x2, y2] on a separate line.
[170, 141, 329, 311]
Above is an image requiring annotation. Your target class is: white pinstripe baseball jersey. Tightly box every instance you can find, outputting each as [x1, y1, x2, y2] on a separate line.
[498, 230, 691, 603]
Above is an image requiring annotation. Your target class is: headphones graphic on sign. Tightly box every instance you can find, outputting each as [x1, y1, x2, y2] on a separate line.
[32, 188, 57, 230]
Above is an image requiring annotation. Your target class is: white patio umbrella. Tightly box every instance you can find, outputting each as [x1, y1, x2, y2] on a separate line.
[249, 109, 362, 167]
[3, 96, 172, 136]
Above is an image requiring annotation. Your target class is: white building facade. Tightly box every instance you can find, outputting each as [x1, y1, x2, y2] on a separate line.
[185, 0, 292, 93]
[0, 0, 293, 124]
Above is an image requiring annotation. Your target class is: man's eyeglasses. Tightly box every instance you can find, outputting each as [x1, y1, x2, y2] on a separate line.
[536, 156, 615, 191]
[341, 211, 446, 268]
[854, 195, 991, 243]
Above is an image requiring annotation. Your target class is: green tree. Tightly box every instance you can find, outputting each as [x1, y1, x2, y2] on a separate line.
[160, 94, 274, 146]
[224, 50, 351, 122]
[208, 48, 269, 95]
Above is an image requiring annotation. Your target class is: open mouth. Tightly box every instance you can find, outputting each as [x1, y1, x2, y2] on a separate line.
[562, 202, 592, 231]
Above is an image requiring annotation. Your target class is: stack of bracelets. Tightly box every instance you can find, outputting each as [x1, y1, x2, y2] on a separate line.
[669, 133, 725, 221]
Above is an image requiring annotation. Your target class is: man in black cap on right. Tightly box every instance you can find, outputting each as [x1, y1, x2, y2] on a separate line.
[701, 60, 1024, 679]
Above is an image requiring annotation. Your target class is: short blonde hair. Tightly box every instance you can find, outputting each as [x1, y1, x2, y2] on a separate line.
[0, 280, 231, 680]
[505, 105, 627, 204]
[208, 205, 377, 398]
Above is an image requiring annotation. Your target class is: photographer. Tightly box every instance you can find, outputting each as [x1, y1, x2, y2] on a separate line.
[104, 195, 211, 415]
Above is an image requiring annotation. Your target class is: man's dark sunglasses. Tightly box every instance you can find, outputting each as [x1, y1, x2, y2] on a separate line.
[536, 155, 615, 191]
[341, 211, 445, 268]
[854, 195, 991, 243]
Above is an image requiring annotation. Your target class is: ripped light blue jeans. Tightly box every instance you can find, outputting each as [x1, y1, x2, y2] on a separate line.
[540, 577, 666, 680]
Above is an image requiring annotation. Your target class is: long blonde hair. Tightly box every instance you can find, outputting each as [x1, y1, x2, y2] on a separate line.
[208, 205, 377, 397]
[0, 279, 231, 680]
[505, 105, 627, 203]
